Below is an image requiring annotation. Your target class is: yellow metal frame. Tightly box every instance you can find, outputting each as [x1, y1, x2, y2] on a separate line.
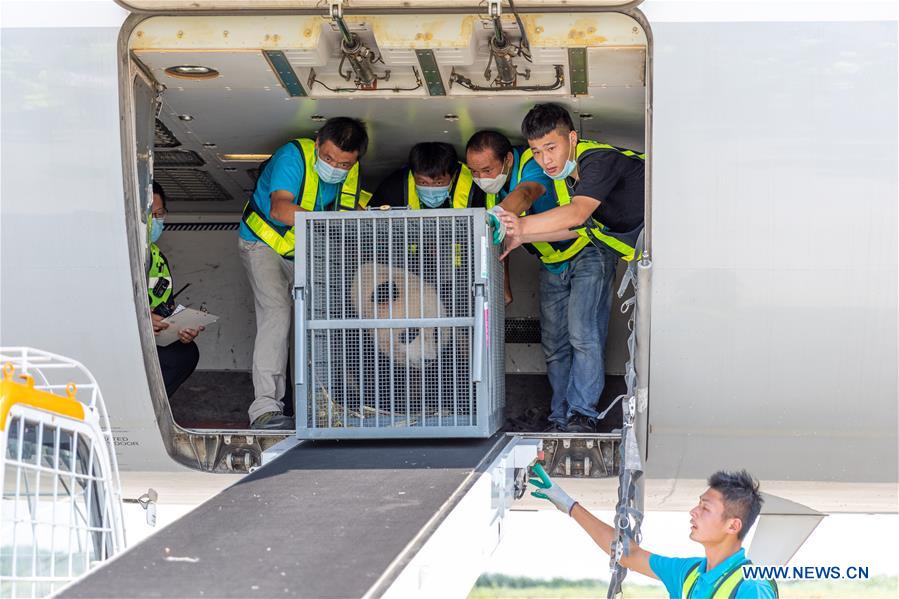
[0, 363, 85, 431]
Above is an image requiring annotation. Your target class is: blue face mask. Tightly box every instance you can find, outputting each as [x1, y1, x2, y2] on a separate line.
[416, 185, 450, 208]
[546, 159, 577, 181]
[150, 217, 164, 243]
[314, 153, 350, 184]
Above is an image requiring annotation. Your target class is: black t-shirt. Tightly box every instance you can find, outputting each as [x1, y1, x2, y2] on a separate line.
[371, 167, 409, 208]
[569, 149, 644, 232]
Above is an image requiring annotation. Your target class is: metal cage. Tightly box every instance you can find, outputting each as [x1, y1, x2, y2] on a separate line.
[0, 348, 125, 599]
[294, 209, 505, 439]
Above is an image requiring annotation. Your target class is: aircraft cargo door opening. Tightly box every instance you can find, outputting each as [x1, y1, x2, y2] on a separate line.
[119, 8, 651, 471]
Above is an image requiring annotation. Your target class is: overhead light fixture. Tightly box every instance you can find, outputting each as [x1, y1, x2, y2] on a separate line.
[178, 114, 193, 121]
[220, 154, 271, 162]
[310, 115, 327, 122]
[165, 65, 220, 80]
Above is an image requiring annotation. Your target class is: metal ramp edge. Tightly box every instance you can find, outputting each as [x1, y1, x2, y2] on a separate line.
[57, 434, 538, 599]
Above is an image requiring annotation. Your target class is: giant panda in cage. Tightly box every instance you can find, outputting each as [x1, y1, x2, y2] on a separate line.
[347, 262, 472, 420]
[351, 262, 447, 364]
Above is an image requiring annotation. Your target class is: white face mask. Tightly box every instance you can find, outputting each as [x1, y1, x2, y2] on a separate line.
[474, 171, 508, 195]
[473, 157, 512, 195]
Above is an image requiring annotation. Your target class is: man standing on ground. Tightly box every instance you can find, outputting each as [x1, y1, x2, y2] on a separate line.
[239, 117, 369, 430]
[530, 467, 778, 597]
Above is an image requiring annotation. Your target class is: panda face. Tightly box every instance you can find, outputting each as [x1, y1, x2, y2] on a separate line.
[390, 327, 441, 364]
[373, 281, 399, 305]
[351, 262, 448, 368]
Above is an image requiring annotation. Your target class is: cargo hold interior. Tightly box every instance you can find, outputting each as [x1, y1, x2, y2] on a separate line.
[124, 10, 649, 435]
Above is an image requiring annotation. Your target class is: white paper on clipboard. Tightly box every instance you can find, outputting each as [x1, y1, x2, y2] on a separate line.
[155, 306, 218, 347]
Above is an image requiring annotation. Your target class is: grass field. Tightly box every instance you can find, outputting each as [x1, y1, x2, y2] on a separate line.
[468, 574, 899, 598]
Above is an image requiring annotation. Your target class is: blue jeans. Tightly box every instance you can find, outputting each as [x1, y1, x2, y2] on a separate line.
[539, 245, 618, 425]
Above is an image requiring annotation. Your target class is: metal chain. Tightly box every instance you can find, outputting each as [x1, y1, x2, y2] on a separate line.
[607, 261, 645, 598]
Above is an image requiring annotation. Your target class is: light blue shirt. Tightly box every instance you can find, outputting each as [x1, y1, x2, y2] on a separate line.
[649, 548, 776, 599]
[239, 141, 340, 242]
[494, 148, 552, 204]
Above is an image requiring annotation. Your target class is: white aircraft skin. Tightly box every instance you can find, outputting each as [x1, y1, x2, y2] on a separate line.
[0, 0, 896, 544]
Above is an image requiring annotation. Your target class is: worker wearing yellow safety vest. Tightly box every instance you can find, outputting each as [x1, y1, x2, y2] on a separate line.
[238, 117, 370, 430]
[529, 467, 778, 598]
[496, 104, 645, 434]
[370, 142, 495, 320]
[370, 142, 483, 210]
[465, 130, 555, 306]
[148, 181, 201, 397]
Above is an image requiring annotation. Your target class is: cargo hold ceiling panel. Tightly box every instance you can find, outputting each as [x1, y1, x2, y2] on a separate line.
[132, 11, 648, 206]
[119, 0, 644, 11]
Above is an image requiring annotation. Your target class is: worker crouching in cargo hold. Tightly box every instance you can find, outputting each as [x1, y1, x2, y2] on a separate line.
[465, 130, 554, 306]
[148, 181, 202, 396]
[496, 103, 645, 434]
[239, 117, 371, 430]
[371, 141, 482, 318]
[371, 141, 483, 210]
[530, 467, 778, 597]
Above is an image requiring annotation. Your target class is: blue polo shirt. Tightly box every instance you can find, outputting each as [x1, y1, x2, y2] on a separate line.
[239, 142, 340, 242]
[649, 548, 776, 599]
[494, 147, 552, 205]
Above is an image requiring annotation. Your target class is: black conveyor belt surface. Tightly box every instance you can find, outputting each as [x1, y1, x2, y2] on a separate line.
[60, 436, 505, 599]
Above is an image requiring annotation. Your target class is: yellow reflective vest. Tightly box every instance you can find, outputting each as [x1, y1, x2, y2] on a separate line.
[682, 558, 779, 599]
[552, 140, 645, 262]
[148, 243, 172, 310]
[241, 138, 371, 258]
[511, 147, 590, 266]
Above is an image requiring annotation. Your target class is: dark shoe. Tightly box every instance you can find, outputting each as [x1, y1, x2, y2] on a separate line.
[565, 413, 597, 434]
[543, 421, 566, 433]
[251, 411, 295, 430]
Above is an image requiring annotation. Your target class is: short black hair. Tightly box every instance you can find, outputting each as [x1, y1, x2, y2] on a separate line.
[317, 116, 369, 157]
[521, 103, 575, 140]
[466, 130, 512, 162]
[708, 470, 763, 540]
[152, 180, 167, 210]
[408, 142, 458, 179]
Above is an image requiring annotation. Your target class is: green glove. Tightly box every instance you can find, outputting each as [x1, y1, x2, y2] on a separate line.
[529, 463, 577, 515]
[486, 207, 506, 245]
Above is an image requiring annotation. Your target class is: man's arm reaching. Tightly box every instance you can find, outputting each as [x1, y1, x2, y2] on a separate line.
[270, 189, 304, 225]
[499, 228, 580, 260]
[570, 504, 655, 578]
[497, 181, 546, 214]
[529, 464, 656, 580]
[498, 195, 598, 240]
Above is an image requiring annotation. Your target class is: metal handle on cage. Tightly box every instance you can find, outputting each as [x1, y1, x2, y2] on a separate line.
[471, 284, 486, 383]
[294, 286, 306, 385]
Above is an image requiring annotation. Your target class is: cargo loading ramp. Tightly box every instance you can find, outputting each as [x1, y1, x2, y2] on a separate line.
[58, 435, 538, 598]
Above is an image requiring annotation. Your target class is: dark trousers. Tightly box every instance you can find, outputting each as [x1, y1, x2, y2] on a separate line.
[157, 341, 200, 396]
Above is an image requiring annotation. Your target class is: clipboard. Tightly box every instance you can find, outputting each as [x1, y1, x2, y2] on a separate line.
[156, 306, 219, 347]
